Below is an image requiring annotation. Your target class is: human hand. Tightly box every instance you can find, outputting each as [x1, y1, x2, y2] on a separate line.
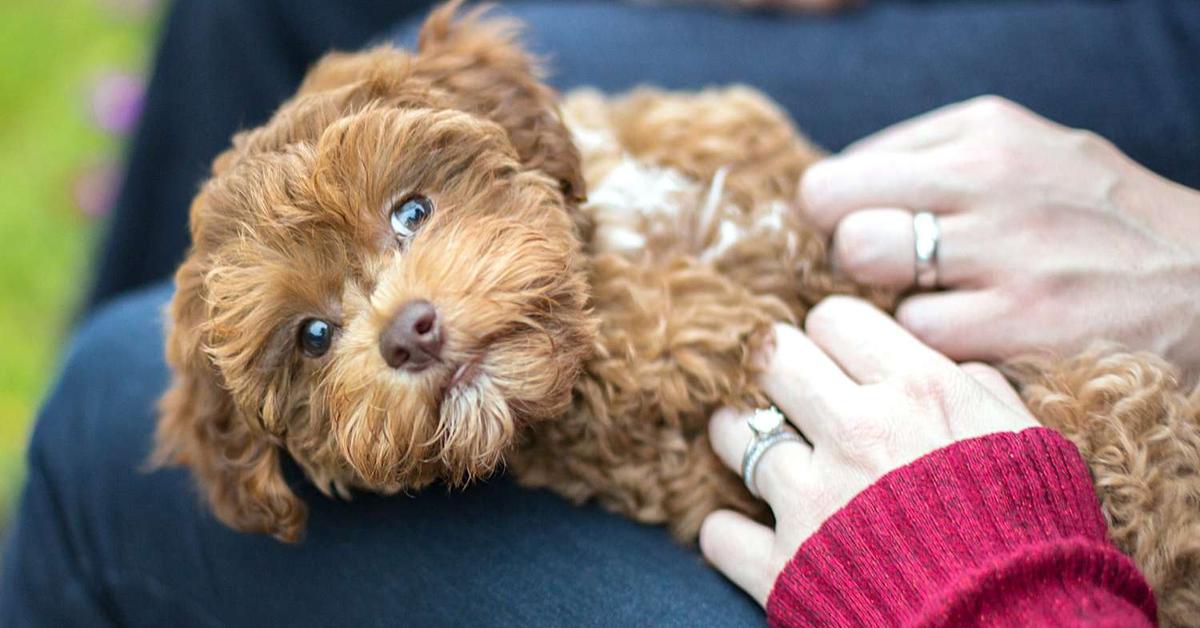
[700, 296, 1037, 605]
[801, 96, 1200, 374]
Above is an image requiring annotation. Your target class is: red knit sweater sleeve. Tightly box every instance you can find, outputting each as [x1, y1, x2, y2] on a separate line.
[765, 428, 1157, 627]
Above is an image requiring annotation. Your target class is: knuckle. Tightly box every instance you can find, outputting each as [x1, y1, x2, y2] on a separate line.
[835, 419, 898, 472]
[956, 144, 1023, 185]
[896, 370, 960, 416]
[931, 143, 1018, 193]
[968, 95, 1022, 120]
[1067, 128, 1114, 155]
[832, 413, 890, 449]
[1015, 199, 1068, 236]
[1021, 270, 1077, 306]
[804, 295, 860, 337]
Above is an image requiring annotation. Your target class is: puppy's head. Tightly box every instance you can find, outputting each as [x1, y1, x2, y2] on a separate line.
[156, 3, 595, 541]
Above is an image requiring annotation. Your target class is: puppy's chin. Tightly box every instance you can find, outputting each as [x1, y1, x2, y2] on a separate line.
[435, 366, 514, 481]
[432, 329, 585, 484]
[314, 328, 582, 494]
[317, 369, 517, 494]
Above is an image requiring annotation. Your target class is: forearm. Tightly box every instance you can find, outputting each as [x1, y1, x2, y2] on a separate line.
[766, 429, 1157, 627]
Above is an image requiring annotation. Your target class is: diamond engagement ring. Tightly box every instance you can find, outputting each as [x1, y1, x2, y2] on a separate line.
[741, 406, 803, 499]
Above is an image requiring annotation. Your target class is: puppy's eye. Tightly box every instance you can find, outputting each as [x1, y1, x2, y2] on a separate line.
[389, 195, 434, 239]
[299, 319, 333, 357]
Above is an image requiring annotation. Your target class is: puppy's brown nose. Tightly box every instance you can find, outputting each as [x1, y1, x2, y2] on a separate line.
[379, 299, 443, 371]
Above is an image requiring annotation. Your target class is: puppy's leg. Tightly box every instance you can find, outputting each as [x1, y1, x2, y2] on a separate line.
[1009, 349, 1200, 627]
[512, 253, 784, 541]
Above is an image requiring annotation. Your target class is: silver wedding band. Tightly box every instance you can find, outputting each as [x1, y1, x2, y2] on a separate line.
[741, 406, 803, 499]
[913, 211, 941, 290]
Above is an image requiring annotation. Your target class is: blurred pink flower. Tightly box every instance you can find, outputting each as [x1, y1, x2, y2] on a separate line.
[90, 71, 145, 135]
[73, 160, 122, 218]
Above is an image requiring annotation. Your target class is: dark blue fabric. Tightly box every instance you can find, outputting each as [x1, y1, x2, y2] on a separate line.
[88, 0, 1200, 314]
[9, 1, 1200, 626]
[404, 0, 1199, 188]
[1, 286, 758, 627]
[84, 0, 440, 314]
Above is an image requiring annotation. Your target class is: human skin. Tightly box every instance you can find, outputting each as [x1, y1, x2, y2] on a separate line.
[698, 296, 1038, 604]
[801, 96, 1200, 377]
[699, 96, 1200, 603]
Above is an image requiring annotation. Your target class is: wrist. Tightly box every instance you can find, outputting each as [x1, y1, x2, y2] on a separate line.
[1120, 167, 1200, 375]
[1120, 162, 1200, 254]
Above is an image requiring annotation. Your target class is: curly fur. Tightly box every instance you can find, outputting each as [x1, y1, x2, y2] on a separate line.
[1009, 350, 1200, 625]
[155, 1, 595, 542]
[155, 3, 1200, 625]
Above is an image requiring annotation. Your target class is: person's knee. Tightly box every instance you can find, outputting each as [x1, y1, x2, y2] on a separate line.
[26, 284, 172, 492]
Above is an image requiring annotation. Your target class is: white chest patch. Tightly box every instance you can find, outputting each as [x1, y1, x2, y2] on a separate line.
[567, 114, 794, 262]
[586, 156, 699, 254]
[584, 157, 793, 262]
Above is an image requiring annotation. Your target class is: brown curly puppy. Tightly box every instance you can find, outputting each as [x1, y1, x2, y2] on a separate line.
[154, 3, 1200, 624]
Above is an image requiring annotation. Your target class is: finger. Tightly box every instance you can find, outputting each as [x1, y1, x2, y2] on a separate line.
[843, 100, 979, 154]
[958, 362, 1040, 434]
[757, 324, 856, 444]
[699, 509, 776, 606]
[959, 363, 1039, 430]
[800, 152, 964, 234]
[896, 291, 1013, 362]
[830, 208, 983, 290]
[844, 96, 1051, 155]
[959, 362, 1025, 411]
[709, 407, 813, 508]
[805, 296, 956, 384]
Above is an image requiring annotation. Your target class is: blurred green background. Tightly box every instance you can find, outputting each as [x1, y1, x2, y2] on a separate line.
[0, 0, 159, 522]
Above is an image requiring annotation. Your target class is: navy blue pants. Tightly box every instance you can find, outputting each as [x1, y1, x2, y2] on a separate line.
[6, 1, 1199, 626]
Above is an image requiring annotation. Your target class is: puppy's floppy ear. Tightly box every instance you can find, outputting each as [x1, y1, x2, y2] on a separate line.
[154, 201, 306, 542]
[415, 1, 586, 202]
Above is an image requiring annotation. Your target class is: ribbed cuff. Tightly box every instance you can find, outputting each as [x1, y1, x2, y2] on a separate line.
[766, 428, 1156, 627]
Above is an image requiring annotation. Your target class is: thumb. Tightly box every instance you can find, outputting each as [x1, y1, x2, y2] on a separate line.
[699, 509, 777, 606]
